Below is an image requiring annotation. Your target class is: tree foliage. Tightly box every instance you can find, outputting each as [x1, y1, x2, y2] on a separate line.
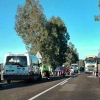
[94, 0, 100, 21]
[15, 0, 47, 54]
[78, 59, 84, 67]
[65, 42, 79, 66]
[41, 16, 70, 67]
[99, 0, 100, 8]
[14, 0, 79, 69]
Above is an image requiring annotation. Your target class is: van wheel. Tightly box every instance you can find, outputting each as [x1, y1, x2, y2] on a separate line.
[7, 80, 11, 84]
[27, 79, 33, 83]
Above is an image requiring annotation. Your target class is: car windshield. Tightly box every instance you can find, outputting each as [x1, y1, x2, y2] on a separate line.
[86, 58, 96, 63]
[5, 56, 27, 66]
[71, 66, 78, 69]
[71, 65, 78, 67]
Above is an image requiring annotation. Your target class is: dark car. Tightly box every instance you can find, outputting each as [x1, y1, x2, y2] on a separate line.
[54, 66, 64, 76]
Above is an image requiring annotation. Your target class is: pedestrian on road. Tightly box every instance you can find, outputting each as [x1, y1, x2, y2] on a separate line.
[43, 64, 50, 79]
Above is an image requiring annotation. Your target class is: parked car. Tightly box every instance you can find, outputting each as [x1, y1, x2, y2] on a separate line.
[69, 66, 74, 74]
[54, 66, 64, 76]
[70, 65, 79, 73]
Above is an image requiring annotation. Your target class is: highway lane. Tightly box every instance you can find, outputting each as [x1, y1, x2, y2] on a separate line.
[3, 73, 99, 100]
[30, 73, 100, 100]
[0, 75, 71, 100]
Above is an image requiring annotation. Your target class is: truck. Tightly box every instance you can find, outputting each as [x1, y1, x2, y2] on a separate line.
[3, 52, 42, 83]
[84, 55, 97, 73]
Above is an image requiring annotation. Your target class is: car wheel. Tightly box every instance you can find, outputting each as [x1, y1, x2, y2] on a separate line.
[37, 73, 42, 81]
[7, 80, 11, 84]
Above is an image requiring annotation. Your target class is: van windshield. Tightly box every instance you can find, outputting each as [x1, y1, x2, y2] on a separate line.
[6, 56, 27, 66]
[71, 65, 78, 67]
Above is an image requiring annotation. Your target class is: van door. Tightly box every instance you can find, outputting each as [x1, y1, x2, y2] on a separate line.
[31, 63, 39, 74]
[4, 56, 29, 75]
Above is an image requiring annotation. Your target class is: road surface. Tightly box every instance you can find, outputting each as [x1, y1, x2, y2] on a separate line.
[0, 73, 100, 100]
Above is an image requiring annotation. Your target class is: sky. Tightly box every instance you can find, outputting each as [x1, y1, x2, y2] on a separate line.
[0, 0, 100, 63]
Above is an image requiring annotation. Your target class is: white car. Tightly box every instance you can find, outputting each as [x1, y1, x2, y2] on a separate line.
[70, 67, 74, 75]
[70, 66, 78, 74]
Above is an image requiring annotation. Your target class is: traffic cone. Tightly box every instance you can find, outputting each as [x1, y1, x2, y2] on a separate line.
[94, 72, 96, 77]
[78, 70, 80, 74]
[92, 71, 94, 76]
[70, 71, 72, 75]
[57, 72, 59, 76]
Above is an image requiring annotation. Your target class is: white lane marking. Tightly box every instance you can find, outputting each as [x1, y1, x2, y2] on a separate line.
[60, 77, 71, 85]
[60, 80, 68, 85]
[28, 77, 71, 100]
[87, 76, 96, 78]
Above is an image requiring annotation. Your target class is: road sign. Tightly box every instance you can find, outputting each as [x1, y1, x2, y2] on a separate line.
[38, 58, 41, 63]
[36, 51, 42, 59]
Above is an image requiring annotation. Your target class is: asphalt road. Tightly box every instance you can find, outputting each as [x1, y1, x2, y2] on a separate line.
[0, 73, 100, 100]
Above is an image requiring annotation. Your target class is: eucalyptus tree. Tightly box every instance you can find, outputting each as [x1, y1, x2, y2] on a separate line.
[15, 0, 78, 68]
[43, 16, 70, 68]
[78, 59, 84, 67]
[65, 42, 79, 66]
[94, 0, 100, 21]
[15, 0, 47, 54]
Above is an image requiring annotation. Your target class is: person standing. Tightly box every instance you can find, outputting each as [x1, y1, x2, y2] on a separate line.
[43, 64, 50, 79]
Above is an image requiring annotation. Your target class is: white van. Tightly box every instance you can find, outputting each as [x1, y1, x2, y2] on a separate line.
[3, 52, 42, 83]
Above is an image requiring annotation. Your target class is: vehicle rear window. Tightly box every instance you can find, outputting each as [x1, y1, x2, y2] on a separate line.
[6, 56, 27, 66]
